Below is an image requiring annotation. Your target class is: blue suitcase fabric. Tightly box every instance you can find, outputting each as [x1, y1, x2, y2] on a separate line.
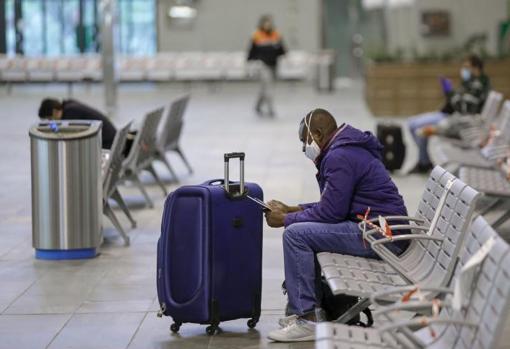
[157, 179, 263, 329]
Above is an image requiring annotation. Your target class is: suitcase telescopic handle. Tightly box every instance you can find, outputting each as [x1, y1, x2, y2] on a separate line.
[224, 152, 245, 196]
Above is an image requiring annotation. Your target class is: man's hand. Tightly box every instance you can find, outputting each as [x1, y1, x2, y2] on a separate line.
[267, 200, 290, 213]
[265, 210, 286, 228]
[267, 200, 303, 214]
[417, 126, 438, 137]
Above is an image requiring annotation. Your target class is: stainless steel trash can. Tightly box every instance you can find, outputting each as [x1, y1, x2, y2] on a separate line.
[29, 120, 102, 260]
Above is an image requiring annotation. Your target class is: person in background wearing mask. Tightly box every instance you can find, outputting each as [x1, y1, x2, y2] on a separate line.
[407, 54, 491, 174]
[264, 109, 408, 342]
[38, 98, 117, 149]
[247, 15, 286, 117]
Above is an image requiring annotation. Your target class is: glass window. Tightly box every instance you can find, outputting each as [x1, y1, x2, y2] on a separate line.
[45, 0, 63, 56]
[2, 0, 156, 57]
[22, 0, 44, 56]
[118, 0, 156, 56]
[62, 0, 80, 54]
[5, 0, 15, 55]
[82, 0, 98, 53]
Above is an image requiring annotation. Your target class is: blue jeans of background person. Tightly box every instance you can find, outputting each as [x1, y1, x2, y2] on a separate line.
[283, 221, 381, 316]
[408, 111, 447, 166]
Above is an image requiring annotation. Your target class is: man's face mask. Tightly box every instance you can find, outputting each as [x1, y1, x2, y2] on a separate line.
[460, 67, 471, 81]
[303, 111, 321, 162]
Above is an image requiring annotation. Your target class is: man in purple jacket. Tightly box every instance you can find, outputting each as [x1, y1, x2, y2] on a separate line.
[265, 108, 408, 342]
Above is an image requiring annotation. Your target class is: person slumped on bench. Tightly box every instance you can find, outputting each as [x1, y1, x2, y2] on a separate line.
[407, 54, 491, 174]
[38, 98, 117, 150]
[264, 108, 408, 342]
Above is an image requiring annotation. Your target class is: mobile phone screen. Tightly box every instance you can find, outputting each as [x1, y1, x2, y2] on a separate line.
[247, 195, 273, 211]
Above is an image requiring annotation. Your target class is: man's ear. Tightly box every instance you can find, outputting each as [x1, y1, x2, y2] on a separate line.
[313, 129, 324, 145]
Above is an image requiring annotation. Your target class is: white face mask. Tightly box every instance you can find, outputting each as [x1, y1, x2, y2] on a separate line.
[460, 67, 471, 81]
[304, 111, 321, 162]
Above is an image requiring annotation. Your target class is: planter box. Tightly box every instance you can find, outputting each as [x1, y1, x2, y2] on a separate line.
[365, 59, 510, 117]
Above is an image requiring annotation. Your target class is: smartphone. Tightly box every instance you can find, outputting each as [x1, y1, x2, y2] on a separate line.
[247, 195, 273, 211]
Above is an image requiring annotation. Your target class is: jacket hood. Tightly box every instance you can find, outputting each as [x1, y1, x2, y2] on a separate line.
[318, 125, 383, 163]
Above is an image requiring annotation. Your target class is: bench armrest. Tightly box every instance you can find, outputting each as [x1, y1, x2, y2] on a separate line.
[370, 286, 452, 307]
[359, 216, 426, 226]
[362, 225, 430, 241]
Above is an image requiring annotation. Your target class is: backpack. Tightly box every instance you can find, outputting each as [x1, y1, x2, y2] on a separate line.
[282, 279, 373, 327]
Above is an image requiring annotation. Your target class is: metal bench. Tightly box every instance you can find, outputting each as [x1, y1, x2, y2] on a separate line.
[429, 99, 510, 174]
[153, 94, 192, 180]
[459, 166, 510, 229]
[318, 167, 481, 323]
[316, 216, 510, 349]
[120, 107, 166, 208]
[102, 122, 135, 245]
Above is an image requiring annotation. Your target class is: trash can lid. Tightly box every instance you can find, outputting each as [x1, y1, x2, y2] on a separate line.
[29, 120, 102, 141]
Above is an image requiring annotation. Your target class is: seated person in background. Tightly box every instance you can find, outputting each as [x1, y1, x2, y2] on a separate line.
[38, 98, 117, 149]
[407, 54, 491, 174]
[264, 108, 408, 342]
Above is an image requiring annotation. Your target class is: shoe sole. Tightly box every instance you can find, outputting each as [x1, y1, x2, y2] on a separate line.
[267, 335, 315, 342]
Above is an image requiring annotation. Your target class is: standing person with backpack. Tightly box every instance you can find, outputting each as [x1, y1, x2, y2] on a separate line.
[247, 15, 286, 118]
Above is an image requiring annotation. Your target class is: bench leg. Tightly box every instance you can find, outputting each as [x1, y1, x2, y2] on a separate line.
[333, 298, 371, 324]
[479, 198, 502, 215]
[111, 188, 137, 228]
[492, 210, 510, 229]
[103, 202, 130, 246]
[131, 173, 154, 208]
[158, 152, 179, 182]
[176, 146, 193, 174]
[146, 164, 168, 197]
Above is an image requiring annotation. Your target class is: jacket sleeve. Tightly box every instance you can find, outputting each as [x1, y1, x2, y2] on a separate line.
[299, 202, 317, 210]
[284, 155, 355, 226]
[247, 39, 257, 61]
[276, 39, 287, 57]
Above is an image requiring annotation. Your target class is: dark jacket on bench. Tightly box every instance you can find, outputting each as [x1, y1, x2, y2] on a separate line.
[442, 74, 491, 115]
[61, 99, 117, 149]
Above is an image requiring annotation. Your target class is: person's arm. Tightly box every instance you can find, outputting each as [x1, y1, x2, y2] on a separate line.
[298, 202, 316, 210]
[267, 200, 305, 213]
[247, 38, 257, 61]
[276, 38, 286, 57]
[284, 155, 355, 227]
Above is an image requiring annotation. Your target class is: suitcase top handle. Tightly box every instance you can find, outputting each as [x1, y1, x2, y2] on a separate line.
[224, 152, 246, 198]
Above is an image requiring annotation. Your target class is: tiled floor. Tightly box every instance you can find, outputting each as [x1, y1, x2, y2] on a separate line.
[0, 81, 502, 348]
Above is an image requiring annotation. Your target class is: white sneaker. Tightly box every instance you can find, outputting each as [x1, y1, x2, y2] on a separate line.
[268, 319, 316, 342]
[278, 314, 298, 328]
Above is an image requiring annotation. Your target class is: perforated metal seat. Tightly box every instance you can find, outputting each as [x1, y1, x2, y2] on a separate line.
[459, 166, 510, 229]
[319, 166, 450, 277]
[318, 167, 481, 323]
[121, 107, 166, 208]
[153, 94, 192, 181]
[316, 216, 510, 349]
[429, 93, 507, 172]
[102, 122, 134, 245]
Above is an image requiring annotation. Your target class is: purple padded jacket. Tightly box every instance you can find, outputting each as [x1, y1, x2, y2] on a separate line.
[285, 125, 407, 227]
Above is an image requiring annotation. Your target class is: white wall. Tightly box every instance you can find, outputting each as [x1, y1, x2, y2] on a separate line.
[385, 0, 508, 56]
[157, 0, 321, 52]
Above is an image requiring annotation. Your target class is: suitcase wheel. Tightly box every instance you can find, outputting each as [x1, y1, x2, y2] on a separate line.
[170, 322, 181, 333]
[206, 325, 218, 335]
[247, 318, 258, 329]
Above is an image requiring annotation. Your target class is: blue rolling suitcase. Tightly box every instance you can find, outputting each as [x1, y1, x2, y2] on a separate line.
[156, 153, 264, 335]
